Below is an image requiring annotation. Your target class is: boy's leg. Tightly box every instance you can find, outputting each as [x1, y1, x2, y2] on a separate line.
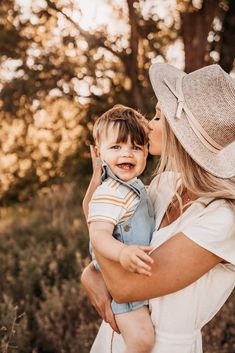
[115, 306, 155, 353]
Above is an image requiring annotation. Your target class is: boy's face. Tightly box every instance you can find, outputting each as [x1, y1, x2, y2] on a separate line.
[97, 125, 148, 181]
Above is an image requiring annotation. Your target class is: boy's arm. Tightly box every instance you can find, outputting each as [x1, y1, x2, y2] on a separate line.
[89, 221, 126, 261]
[90, 221, 154, 275]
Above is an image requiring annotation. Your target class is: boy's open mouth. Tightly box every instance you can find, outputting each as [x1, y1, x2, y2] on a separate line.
[117, 163, 135, 170]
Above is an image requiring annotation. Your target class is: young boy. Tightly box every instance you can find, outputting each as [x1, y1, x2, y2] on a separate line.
[86, 105, 155, 353]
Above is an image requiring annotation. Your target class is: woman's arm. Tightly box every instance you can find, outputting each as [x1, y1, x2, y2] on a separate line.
[95, 232, 222, 303]
[82, 146, 102, 219]
[81, 263, 120, 333]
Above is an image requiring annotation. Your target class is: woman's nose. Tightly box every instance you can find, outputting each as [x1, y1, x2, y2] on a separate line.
[148, 119, 154, 130]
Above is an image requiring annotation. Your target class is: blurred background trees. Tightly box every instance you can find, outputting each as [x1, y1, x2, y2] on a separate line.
[1, 0, 234, 203]
[0, 0, 234, 352]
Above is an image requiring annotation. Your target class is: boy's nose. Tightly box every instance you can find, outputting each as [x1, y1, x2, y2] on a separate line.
[121, 149, 133, 157]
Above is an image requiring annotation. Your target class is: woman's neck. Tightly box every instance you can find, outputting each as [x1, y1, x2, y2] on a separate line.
[160, 188, 199, 229]
[181, 188, 199, 205]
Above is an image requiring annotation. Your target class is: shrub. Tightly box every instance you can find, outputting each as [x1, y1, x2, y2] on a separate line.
[0, 183, 100, 353]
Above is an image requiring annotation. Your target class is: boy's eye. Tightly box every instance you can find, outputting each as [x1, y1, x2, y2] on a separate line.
[111, 145, 120, 149]
[133, 145, 142, 151]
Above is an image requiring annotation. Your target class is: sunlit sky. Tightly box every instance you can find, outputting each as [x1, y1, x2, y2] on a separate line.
[16, 0, 176, 32]
[0, 0, 185, 95]
[76, 0, 176, 30]
[5, 0, 183, 83]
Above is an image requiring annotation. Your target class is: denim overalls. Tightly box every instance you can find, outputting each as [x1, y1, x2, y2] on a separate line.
[91, 162, 155, 314]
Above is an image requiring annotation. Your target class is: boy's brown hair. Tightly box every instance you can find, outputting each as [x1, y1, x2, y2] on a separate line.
[93, 104, 149, 146]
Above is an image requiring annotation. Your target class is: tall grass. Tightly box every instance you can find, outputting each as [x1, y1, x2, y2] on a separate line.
[0, 182, 100, 353]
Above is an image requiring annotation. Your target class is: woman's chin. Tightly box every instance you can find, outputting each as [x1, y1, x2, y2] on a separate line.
[148, 147, 161, 156]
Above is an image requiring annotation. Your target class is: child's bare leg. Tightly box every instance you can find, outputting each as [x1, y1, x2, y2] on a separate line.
[115, 306, 155, 353]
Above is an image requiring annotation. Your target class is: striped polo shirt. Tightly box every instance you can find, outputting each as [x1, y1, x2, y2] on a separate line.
[87, 177, 140, 226]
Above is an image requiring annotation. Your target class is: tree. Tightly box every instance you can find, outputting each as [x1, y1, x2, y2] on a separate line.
[0, 0, 175, 202]
[178, 0, 235, 72]
[213, 0, 235, 72]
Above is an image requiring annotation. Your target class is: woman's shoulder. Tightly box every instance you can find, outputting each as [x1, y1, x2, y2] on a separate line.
[197, 198, 235, 227]
[182, 199, 235, 264]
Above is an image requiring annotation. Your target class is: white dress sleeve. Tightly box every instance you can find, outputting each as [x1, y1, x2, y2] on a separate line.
[182, 200, 235, 265]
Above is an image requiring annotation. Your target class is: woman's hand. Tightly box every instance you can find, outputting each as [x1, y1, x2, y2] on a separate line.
[81, 263, 120, 333]
[82, 145, 102, 219]
[90, 144, 102, 183]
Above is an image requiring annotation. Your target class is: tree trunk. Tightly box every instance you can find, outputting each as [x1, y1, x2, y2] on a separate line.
[181, 0, 219, 73]
[126, 0, 145, 111]
[219, 0, 235, 73]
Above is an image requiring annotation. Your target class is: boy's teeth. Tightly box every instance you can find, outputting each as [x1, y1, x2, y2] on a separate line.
[118, 163, 133, 169]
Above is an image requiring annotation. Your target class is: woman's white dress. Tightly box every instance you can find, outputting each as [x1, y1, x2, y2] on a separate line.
[90, 172, 235, 353]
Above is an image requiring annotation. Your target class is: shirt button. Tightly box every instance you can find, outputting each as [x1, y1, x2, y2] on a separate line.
[123, 225, 131, 232]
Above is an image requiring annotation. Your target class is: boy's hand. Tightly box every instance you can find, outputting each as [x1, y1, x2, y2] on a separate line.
[119, 245, 154, 276]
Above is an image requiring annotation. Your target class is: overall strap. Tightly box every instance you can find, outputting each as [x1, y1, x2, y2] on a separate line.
[101, 161, 143, 197]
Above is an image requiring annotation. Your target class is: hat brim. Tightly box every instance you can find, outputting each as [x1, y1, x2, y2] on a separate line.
[149, 63, 235, 179]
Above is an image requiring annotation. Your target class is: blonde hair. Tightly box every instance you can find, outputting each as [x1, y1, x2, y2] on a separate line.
[157, 113, 235, 212]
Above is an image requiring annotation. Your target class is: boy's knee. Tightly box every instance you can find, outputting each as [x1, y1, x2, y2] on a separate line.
[128, 330, 155, 353]
[138, 339, 154, 353]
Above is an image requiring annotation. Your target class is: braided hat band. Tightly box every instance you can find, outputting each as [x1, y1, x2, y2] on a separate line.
[149, 63, 235, 178]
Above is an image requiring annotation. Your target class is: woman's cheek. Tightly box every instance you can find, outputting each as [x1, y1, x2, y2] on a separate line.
[148, 134, 162, 155]
[148, 140, 156, 155]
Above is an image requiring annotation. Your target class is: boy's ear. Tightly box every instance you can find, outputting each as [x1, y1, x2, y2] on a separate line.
[94, 145, 101, 157]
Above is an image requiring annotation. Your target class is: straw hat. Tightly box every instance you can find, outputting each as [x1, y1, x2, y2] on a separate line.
[149, 63, 235, 178]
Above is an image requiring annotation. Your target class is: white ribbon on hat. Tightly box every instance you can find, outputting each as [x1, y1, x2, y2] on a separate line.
[163, 77, 223, 153]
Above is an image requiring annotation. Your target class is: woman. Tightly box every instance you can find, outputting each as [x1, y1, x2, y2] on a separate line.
[81, 63, 235, 353]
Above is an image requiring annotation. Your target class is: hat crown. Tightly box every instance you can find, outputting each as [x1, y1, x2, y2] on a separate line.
[149, 62, 235, 177]
[184, 64, 235, 148]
